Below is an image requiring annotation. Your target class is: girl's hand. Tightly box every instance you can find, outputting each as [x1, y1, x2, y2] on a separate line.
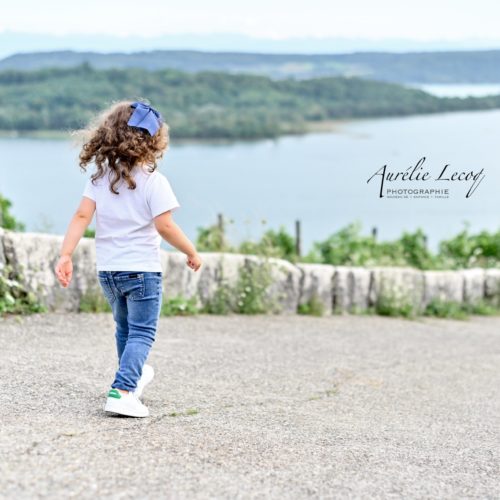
[186, 252, 202, 272]
[54, 255, 73, 288]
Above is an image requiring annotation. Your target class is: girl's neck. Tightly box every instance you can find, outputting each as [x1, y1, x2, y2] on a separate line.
[135, 162, 151, 171]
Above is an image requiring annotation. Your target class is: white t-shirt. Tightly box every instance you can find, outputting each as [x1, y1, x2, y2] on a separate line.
[82, 164, 180, 272]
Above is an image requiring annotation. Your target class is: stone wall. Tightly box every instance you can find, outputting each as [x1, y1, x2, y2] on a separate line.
[1, 229, 499, 314]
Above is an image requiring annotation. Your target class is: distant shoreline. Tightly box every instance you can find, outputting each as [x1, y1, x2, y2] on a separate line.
[0, 121, 346, 142]
[0, 109, 496, 142]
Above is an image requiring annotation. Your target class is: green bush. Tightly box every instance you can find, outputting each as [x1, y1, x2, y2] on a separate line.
[305, 222, 498, 270]
[0, 265, 45, 315]
[161, 296, 199, 316]
[399, 228, 439, 270]
[423, 299, 469, 320]
[298, 294, 325, 316]
[194, 217, 499, 271]
[304, 222, 427, 268]
[202, 280, 233, 315]
[79, 288, 111, 313]
[239, 226, 298, 262]
[203, 259, 276, 315]
[463, 300, 500, 316]
[439, 225, 500, 269]
[373, 289, 415, 318]
[0, 193, 25, 231]
[195, 217, 233, 252]
[234, 260, 275, 314]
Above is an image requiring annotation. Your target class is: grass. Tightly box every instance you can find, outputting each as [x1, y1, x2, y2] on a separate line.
[298, 294, 326, 316]
[463, 300, 500, 316]
[423, 298, 500, 320]
[370, 285, 418, 319]
[201, 281, 233, 315]
[168, 408, 200, 417]
[338, 296, 500, 320]
[79, 289, 112, 313]
[308, 386, 339, 401]
[161, 296, 199, 317]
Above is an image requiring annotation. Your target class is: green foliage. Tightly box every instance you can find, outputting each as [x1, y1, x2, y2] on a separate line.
[198, 216, 298, 261]
[374, 291, 415, 318]
[0, 193, 25, 231]
[196, 218, 295, 314]
[399, 229, 436, 270]
[203, 258, 276, 315]
[306, 222, 499, 270]
[298, 294, 325, 316]
[197, 217, 492, 272]
[3, 65, 500, 139]
[439, 225, 500, 269]
[0, 265, 45, 315]
[308, 222, 381, 266]
[346, 295, 500, 319]
[193, 217, 498, 271]
[79, 288, 111, 313]
[239, 226, 298, 262]
[234, 260, 275, 314]
[463, 300, 500, 316]
[161, 295, 199, 316]
[423, 298, 500, 319]
[423, 299, 469, 320]
[306, 221, 418, 267]
[84, 228, 95, 238]
[195, 218, 232, 252]
[202, 280, 233, 315]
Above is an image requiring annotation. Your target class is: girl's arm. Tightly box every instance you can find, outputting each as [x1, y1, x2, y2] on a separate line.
[54, 197, 96, 288]
[154, 210, 202, 271]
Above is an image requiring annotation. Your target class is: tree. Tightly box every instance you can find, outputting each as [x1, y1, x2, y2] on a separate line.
[0, 194, 25, 231]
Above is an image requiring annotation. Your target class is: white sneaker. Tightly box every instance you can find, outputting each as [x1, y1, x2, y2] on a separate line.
[134, 364, 155, 400]
[104, 388, 149, 417]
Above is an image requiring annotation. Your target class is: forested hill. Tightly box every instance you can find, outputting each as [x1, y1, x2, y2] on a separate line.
[3, 49, 500, 83]
[2, 65, 500, 139]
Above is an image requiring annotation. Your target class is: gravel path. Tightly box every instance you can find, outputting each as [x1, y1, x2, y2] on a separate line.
[0, 313, 499, 499]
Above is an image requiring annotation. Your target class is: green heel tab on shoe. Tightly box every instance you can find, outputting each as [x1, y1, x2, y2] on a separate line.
[108, 389, 122, 399]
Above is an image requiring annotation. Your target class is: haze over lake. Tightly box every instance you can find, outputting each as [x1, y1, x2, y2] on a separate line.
[412, 83, 500, 98]
[1, 108, 499, 254]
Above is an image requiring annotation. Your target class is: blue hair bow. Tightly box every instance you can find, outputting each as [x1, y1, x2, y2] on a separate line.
[127, 101, 163, 136]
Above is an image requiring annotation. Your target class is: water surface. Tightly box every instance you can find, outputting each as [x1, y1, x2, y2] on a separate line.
[1, 109, 498, 254]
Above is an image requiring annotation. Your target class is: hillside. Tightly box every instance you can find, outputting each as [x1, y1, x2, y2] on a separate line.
[2, 65, 500, 139]
[3, 49, 500, 83]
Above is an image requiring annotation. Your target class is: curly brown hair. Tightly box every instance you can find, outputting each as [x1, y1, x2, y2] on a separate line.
[78, 100, 169, 195]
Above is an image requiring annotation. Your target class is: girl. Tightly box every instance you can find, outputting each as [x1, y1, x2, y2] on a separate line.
[54, 101, 202, 418]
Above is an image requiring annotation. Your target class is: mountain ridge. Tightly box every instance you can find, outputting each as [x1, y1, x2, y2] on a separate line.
[3, 49, 500, 83]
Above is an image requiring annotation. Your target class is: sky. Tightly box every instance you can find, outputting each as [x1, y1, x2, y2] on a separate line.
[2, 0, 500, 55]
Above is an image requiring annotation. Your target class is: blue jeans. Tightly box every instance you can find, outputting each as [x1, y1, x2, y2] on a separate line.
[97, 271, 163, 391]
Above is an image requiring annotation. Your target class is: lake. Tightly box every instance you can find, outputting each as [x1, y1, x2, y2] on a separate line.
[1, 109, 499, 254]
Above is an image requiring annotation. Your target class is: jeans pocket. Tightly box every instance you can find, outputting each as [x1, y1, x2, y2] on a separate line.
[98, 276, 116, 304]
[116, 273, 145, 301]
